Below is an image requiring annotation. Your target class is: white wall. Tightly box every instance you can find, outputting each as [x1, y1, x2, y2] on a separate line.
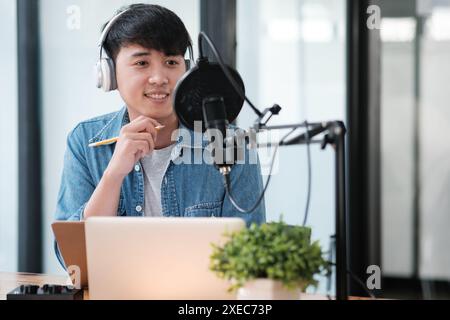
[39, 0, 200, 275]
[0, 0, 18, 272]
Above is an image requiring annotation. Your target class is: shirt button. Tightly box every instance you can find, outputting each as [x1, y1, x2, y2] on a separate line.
[134, 165, 140, 172]
[136, 205, 142, 212]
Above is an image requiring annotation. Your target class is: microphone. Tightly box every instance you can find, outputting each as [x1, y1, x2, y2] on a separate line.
[173, 58, 245, 133]
[202, 96, 229, 137]
[172, 32, 267, 214]
[173, 57, 247, 174]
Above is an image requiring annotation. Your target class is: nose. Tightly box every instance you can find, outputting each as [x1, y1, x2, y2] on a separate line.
[148, 67, 169, 86]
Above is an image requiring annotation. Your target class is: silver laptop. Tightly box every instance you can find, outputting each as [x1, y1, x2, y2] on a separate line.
[85, 217, 245, 300]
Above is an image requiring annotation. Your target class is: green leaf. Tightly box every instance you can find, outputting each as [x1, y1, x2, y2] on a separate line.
[209, 219, 329, 292]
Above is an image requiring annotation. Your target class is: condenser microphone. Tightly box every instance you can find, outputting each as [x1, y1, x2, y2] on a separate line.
[202, 95, 229, 137]
[173, 57, 247, 175]
[173, 57, 245, 133]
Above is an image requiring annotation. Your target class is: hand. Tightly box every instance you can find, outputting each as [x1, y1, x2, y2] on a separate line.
[105, 116, 162, 180]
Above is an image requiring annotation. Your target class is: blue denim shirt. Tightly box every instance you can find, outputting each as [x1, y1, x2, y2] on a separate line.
[54, 107, 266, 263]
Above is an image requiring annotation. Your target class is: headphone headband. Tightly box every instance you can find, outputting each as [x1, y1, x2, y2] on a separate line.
[98, 8, 193, 59]
[98, 9, 130, 49]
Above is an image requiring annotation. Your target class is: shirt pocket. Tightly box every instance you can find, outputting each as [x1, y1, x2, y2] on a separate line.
[184, 200, 223, 217]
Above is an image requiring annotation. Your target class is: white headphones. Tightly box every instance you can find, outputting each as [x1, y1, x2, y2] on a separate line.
[95, 8, 194, 92]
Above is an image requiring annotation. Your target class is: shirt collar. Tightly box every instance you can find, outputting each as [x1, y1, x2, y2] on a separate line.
[88, 106, 128, 144]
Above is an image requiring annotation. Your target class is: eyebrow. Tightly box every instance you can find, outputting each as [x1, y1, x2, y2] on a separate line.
[130, 51, 151, 58]
[129, 51, 182, 59]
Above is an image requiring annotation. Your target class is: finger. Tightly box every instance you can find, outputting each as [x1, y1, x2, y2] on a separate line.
[123, 133, 155, 157]
[133, 115, 163, 128]
[122, 116, 162, 134]
[147, 118, 164, 129]
[135, 116, 163, 130]
[133, 140, 151, 160]
[124, 117, 160, 141]
[134, 150, 143, 163]
[141, 119, 158, 141]
[121, 132, 153, 143]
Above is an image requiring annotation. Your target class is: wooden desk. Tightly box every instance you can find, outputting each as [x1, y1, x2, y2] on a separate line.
[0, 272, 370, 300]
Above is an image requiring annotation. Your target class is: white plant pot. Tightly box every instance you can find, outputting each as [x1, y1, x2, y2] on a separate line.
[237, 279, 301, 300]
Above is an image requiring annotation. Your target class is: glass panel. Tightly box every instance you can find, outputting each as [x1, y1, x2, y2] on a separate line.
[381, 17, 416, 277]
[381, 0, 450, 292]
[0, 0, 18, 272]
[419, 4, 450, 281]
[237, 0, 346, 294]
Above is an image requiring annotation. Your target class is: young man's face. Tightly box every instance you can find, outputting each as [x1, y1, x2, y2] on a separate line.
[115, 44, 186, 122]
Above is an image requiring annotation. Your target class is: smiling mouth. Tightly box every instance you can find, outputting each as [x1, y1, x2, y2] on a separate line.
[144, 93, 170, 101]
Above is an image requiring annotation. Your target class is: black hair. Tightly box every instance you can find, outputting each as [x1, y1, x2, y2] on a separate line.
[101, 3, 192, 62]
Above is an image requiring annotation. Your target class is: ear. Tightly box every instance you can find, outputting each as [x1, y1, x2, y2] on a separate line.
[185, 59, 190, 71]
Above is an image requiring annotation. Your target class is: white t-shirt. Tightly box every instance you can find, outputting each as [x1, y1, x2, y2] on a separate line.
[140, 144, 175, 217]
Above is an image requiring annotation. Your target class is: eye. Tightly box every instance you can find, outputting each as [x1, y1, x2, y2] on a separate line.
[135, 61, 148, 67]
[166, 60, 179, 67]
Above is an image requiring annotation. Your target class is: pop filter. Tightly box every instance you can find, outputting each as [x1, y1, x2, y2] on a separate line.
[173, 58, 245, 132]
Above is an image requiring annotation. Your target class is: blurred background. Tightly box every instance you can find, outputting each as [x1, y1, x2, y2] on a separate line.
[1, 0, 449, 299]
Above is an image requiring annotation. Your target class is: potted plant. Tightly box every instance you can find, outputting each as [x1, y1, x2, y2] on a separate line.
[209, 220, 330, 300]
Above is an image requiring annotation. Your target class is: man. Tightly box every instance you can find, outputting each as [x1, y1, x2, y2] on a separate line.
[54, 4, 265, 264]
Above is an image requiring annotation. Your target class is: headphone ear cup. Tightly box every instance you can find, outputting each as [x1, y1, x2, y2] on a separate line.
[95, 61, 103, 89]
[106, 58, 117, 91]
[97, 58, 116, 92]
